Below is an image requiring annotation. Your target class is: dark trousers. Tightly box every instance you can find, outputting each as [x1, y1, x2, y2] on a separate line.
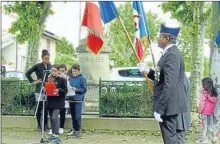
[49, 108, 60, 135]
[36, 101, 48, 128]
[176, 130, 185, 144]
[160, 114, 178, 144]
[60, 108, 66, 128]
[69, 102, 82, 131]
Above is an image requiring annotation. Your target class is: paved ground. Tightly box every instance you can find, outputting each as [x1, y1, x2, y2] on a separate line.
[2, 128, 198, 144]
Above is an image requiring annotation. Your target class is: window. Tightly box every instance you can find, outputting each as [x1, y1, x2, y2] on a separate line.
[46, 39, 50, 52]
[118, 69, 144, 78]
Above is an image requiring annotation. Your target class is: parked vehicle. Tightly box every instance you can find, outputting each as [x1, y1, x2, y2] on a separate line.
[110, 67, 191, 81]
[110, 67, 146, 81]
[5, 71, 26, 80]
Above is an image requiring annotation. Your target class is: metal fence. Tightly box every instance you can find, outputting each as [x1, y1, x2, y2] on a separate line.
[1, 79, 153, 118]
[99, 80, 153, 118]
[1, 79, 36, 116]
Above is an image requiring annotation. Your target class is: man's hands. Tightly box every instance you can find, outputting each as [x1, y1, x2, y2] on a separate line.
[72, 87, 76, 91]
[154, 112, 163, 123]
[137, 63, 150, 74]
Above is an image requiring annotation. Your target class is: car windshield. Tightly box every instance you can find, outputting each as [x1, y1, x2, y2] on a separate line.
[118, 69, 144, 78]
[5, 72, 23, 79]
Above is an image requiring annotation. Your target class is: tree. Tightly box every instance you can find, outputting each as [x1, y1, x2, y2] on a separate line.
[4, 2, 53, 71]
[106, 2, 162, 69]
[210, 2, 220, 97]
[161, 2, 211, 111]
[55, 37, 78, 70]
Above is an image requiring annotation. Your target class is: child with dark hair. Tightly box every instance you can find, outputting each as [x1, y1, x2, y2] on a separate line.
[59, 64, 68, 134]
[25, 49, 51, 132]
[46, 64, 67, 143]
[196, 77, 218, 144]
[67, 64, 87, 138]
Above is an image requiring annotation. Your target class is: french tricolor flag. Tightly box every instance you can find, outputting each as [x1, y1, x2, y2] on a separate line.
[82, 2, 119, 55]
[133, 1, 150, 62]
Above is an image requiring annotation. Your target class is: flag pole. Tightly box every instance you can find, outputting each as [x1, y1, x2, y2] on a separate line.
[147, 38, 156, 69]
[117, 16, 154, 96]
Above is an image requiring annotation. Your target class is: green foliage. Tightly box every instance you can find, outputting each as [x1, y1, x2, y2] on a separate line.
[4, 2, 53, 44]
[204, 56, 209, 77]
[1, 56, 6, 64]
[106, 2, 162, 68]
[1, 80, 36, 116]
[99, 82, 153, 118]
[55, 37, 78, 70]
[4, 2, 53, 71]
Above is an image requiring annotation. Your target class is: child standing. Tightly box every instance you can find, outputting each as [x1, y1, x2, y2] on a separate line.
[58, 64, 68, 134]
[46, 64, 67, 143]
[67, 64, 87, 138]
[196, 77, 218, 144]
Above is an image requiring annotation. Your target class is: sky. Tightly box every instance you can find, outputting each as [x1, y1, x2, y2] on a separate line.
[37, 2, 209, 58]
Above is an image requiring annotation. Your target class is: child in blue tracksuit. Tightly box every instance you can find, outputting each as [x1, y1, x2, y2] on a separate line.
[67, 64, 87, 138]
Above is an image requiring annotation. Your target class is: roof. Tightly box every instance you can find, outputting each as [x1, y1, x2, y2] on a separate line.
[3, 13, 61, 42]
[1, 29, 15, 43]
[43, 30, 61, 41]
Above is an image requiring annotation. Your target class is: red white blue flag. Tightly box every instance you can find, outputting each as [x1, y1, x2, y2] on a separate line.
[133, 1, 150, 61]
[82, 2, 119, 55]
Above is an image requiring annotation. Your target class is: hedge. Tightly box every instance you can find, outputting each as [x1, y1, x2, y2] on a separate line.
[99, 81, 153, 118]
[1, 79, 36, 116]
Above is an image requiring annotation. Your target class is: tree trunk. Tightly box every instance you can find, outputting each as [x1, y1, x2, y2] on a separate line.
[25, 2, 51, 71]
[210, 2, 220, 97]
[190, 2, 206, 111]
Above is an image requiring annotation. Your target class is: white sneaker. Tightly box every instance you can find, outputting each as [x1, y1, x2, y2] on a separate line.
[48, 129, 52, 135]
[59, 128, 64, 134]
[195, 138, 208, 144]
[67, 130, 76, 136]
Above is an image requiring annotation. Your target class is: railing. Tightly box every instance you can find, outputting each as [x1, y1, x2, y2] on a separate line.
[1, 79, 36, 116]
[1, 79, 154, 118]
[99, 80, 153, 118]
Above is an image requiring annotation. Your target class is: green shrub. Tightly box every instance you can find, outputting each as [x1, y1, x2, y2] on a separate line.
[99, 82, 153, 118]
[1, 79, 35, 115]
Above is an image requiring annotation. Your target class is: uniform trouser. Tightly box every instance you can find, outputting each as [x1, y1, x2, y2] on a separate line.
[49, 108, 60, 135]
[159, 114, 179, 144]
[176, 130, 185, 144]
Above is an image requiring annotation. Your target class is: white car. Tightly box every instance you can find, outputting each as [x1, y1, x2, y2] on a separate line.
[110, 67, 146, 81]
[103, 67, 190, 93]
[110, 67, 191, 81]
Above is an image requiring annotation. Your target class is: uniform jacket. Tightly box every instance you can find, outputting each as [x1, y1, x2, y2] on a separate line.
[25, 63, 52, 93]
[147, 45, 187, 116]
[46, 76, 68, 109]
[176, 73, 191, 131]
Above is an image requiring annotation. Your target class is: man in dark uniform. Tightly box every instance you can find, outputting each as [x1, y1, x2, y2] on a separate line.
[176, 73, 191, 144]
[138, 24, 188, 144]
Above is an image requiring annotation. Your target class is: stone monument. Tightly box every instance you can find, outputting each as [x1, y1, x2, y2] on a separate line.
[76, 38, 111, 113]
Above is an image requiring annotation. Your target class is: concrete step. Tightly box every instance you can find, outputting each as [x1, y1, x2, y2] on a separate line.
[2, 116, 159, 131]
